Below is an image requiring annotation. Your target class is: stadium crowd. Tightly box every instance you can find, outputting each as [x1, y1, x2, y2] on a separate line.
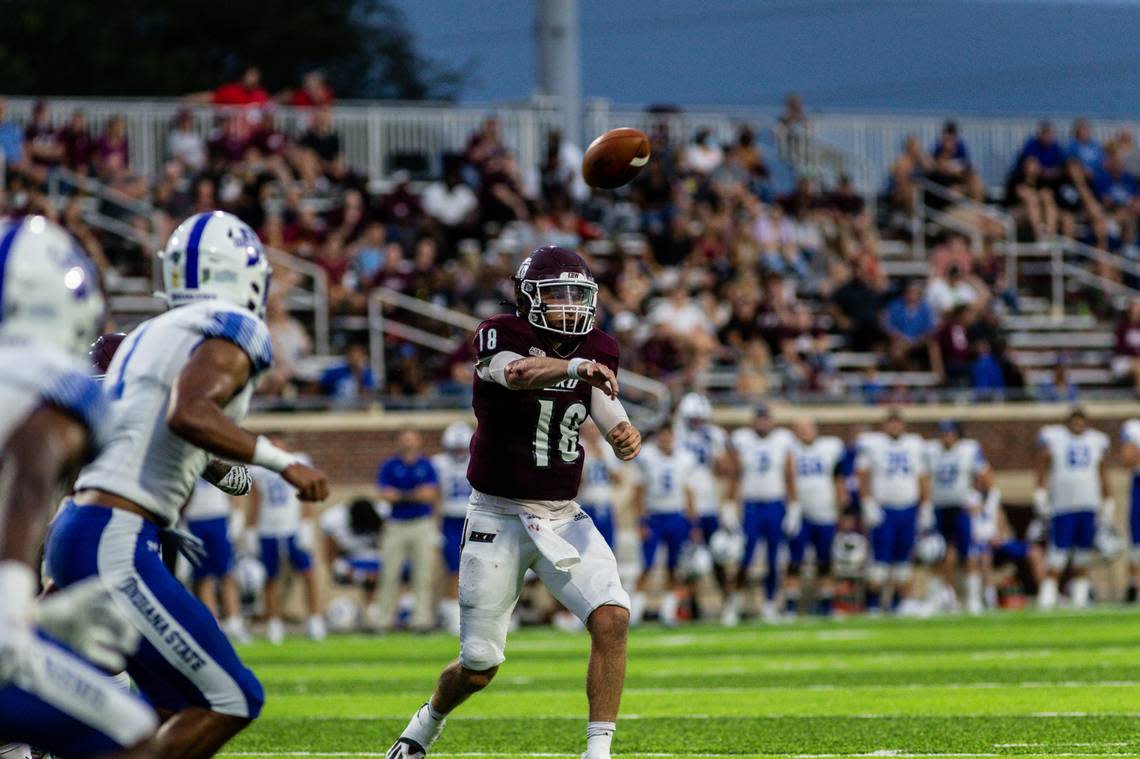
[2, 79, 1140, 404]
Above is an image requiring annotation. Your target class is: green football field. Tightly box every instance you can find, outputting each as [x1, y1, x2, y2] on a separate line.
[218, 608, 1140, 759]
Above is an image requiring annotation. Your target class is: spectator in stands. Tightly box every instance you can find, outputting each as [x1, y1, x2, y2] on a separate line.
[283, 70, 335, 109]
[930, 304, 973, 387]
[58, 109, 94, 174]
[167, 108, 205, 172]
[1112, 300, 1140, 393]
[0, 97, 24, 173]
[319, 342, 376, 403]
[970, 339, 1006, 398]
[261, 288, 312, 397]
[192, 65, 271, 108]
[887, 134, 932, 216]
[883, 280, 937, 369]
[1005, 156, 1058, 242]
[1094, 147, 1138, 249]
[94, 115, 129, 177]
[297, 106, 347, 190]
[726, 125, 770, 198]
[682, 127, 724, 175]
[479, 151, 529, 225]
[776, 92, 809, 159]
[423, 163, 479, 256]
[649, 269, 719, 375]
[464, 115, 505, 183]
[1017, 121, 1066, 187]
[1067, 118, 1103, 179]
[1036, 355, 1078, 402]
[375, 170, 423, 244]
[829, 262, 887, 352]
[23, 100, 64, 177]
[926, 263, 986, 318]
[375, 430, 440, 632]
[929, 121, 984, 201]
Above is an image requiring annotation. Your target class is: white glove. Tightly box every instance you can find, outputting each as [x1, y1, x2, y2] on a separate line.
[1100, 497, 1116, 525]
[918, 500, 935, 532]
[297, 520, 315, 552]
[1033, 488, 1050, 519]
[782, 502, 802, 537]
[862, 497, 884, 530]
[241, 530, 260, 558]
[33, 578, 140, 672]
[983, 487, 1001, 517]
[215, 464, 253, 496]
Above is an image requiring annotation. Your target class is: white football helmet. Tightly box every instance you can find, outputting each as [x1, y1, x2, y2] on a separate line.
[679, 543, 714, 581]
[1095, 524, 1126, 559]
[915, 532, 947, 565]
[677, 391, 712, 422]
[160, 211, 271, 316]
[709, 527, 745, 565]
[441, 421, 474, 453]
[831, 531, 868, 578]
[0, 215, 105, 358]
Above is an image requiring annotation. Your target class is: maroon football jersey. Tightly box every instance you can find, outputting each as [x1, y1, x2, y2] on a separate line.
[467, 313, 620, 501]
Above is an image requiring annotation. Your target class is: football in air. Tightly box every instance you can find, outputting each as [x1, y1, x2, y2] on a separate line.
[582, 127, 651, 189]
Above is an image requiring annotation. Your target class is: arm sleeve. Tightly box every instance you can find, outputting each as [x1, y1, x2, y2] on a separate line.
[590, 386, 630, 434]
[475, 350, 526, 387]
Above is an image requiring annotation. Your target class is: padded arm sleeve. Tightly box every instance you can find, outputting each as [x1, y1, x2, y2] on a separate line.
[590, 386, 629, 434]
[475, 351, 526, 387]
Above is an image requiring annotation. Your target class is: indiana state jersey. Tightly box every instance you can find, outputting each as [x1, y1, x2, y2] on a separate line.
[732, 427, 794, 502]
[674, 422, 727, 515]
[792, 436, 845, 523]
[0, 339, 105, 453]
[1039, 425, 1109, 512]
[250, 463, 305, 537]
[432, 452, 473, 518]
[635, 444, 697, 515]
[927, 439, 986, 507]
[183, 478, 232, 520]
[856, 432, 927, 508]
[579, 444, 621, 509]
[1123, 419, 1140, 468]
[76, 301, 273, 526]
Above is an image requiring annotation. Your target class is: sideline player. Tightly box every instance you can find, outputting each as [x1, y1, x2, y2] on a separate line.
[44, 211, 329, 758]
[630, 425, 698, 627]
[672, 392, 733, 623]
[183, 478, 250, 642]
[249, 457, 325, 643]
[320, 497, 385, 621]
[579, 420, 623, 549]
[857, 409, 931, 615]
[1121, 417, 1140, 602]
[433, 422, 474, 634]
[0, 216, 159, 756]
[726, 403, 795, 622]
[1034, 407, 1111, 610]
[785, 419, 846, 617]
[925, 421, 996, 614]
[387, 246, 641, 759]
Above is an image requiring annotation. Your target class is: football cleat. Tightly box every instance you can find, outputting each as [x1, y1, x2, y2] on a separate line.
[387, 738, 426, 759]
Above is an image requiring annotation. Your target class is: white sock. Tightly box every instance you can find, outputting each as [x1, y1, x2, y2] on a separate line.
[402, 702, 448, 748]
[1072, 577, 1092, 608]
[966, 573, 982, 609]
[629, 592, 646, 625]
[586, 721, 615, 757]
[660, 592, 679, 625]
[1038, 577, 1058, 610]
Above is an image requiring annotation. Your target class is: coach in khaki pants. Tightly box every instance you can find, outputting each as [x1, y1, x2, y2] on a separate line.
[376, 430, 441, 632]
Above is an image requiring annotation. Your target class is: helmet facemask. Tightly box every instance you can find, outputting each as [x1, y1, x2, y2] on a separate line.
[519, 276, 598, 337]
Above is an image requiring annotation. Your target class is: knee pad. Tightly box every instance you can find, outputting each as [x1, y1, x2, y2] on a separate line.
[891, 563, 913, 584]
[1071, 549, 1093, 569]
[459, 634, 506, 672]
[867, 562, 889, 585]
[1046, 548, 1070, 572]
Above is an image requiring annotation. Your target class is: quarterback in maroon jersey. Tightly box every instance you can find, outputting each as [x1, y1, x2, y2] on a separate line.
[388, 246, 642, 759]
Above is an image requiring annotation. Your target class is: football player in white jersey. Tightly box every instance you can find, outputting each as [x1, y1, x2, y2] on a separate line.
[856, 409, 932, 615]
[1120, 418, 1140, 602]
[672, 392, 734, 623]
[249, 456, 325, 644]
[321, 498, 385, 614]
[183, 479, 250, 643]
[1034, 408, 1111, 610]
[579, 420, 624, 549]
[43, 211, 329, 758]
[785, 419, 847, 617]
[433, 422, 474, 634]
[726, 403, 796, 622]
[0, 216, 159, 757]
[630, 425, 699, 626]
[925, 421, 996, 614]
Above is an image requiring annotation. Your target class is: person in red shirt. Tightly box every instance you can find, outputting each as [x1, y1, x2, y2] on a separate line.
[212, 66, 270, 106]
[283, 71, 335, 108]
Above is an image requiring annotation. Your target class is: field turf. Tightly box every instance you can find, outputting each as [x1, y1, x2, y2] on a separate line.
[219, 608, 1140, 758]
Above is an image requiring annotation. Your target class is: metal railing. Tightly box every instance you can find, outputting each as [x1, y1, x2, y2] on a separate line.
[367, 287, 672, 426]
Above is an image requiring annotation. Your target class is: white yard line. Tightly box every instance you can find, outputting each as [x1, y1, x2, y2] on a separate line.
[221, 752, 1140, 758]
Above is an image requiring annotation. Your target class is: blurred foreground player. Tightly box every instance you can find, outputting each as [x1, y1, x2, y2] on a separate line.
[0, 216, 158, 757]
[388, 246, 641, 759]
[44, 211, 328, 758]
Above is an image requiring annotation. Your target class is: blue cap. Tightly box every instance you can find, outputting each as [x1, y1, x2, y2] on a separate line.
[754, 402, 771, 418]
[937, 419, 961, 435]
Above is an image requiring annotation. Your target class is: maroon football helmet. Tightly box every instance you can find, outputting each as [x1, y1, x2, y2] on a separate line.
[89, 332, 126, 376]
[512, 246, 598, 337]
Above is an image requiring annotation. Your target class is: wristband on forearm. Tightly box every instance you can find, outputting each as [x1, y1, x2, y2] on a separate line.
[252, 436, 298, 472]
[567, 357, 591, 380]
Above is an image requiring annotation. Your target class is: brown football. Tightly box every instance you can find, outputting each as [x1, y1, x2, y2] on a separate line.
[582, 127, 651, 189]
